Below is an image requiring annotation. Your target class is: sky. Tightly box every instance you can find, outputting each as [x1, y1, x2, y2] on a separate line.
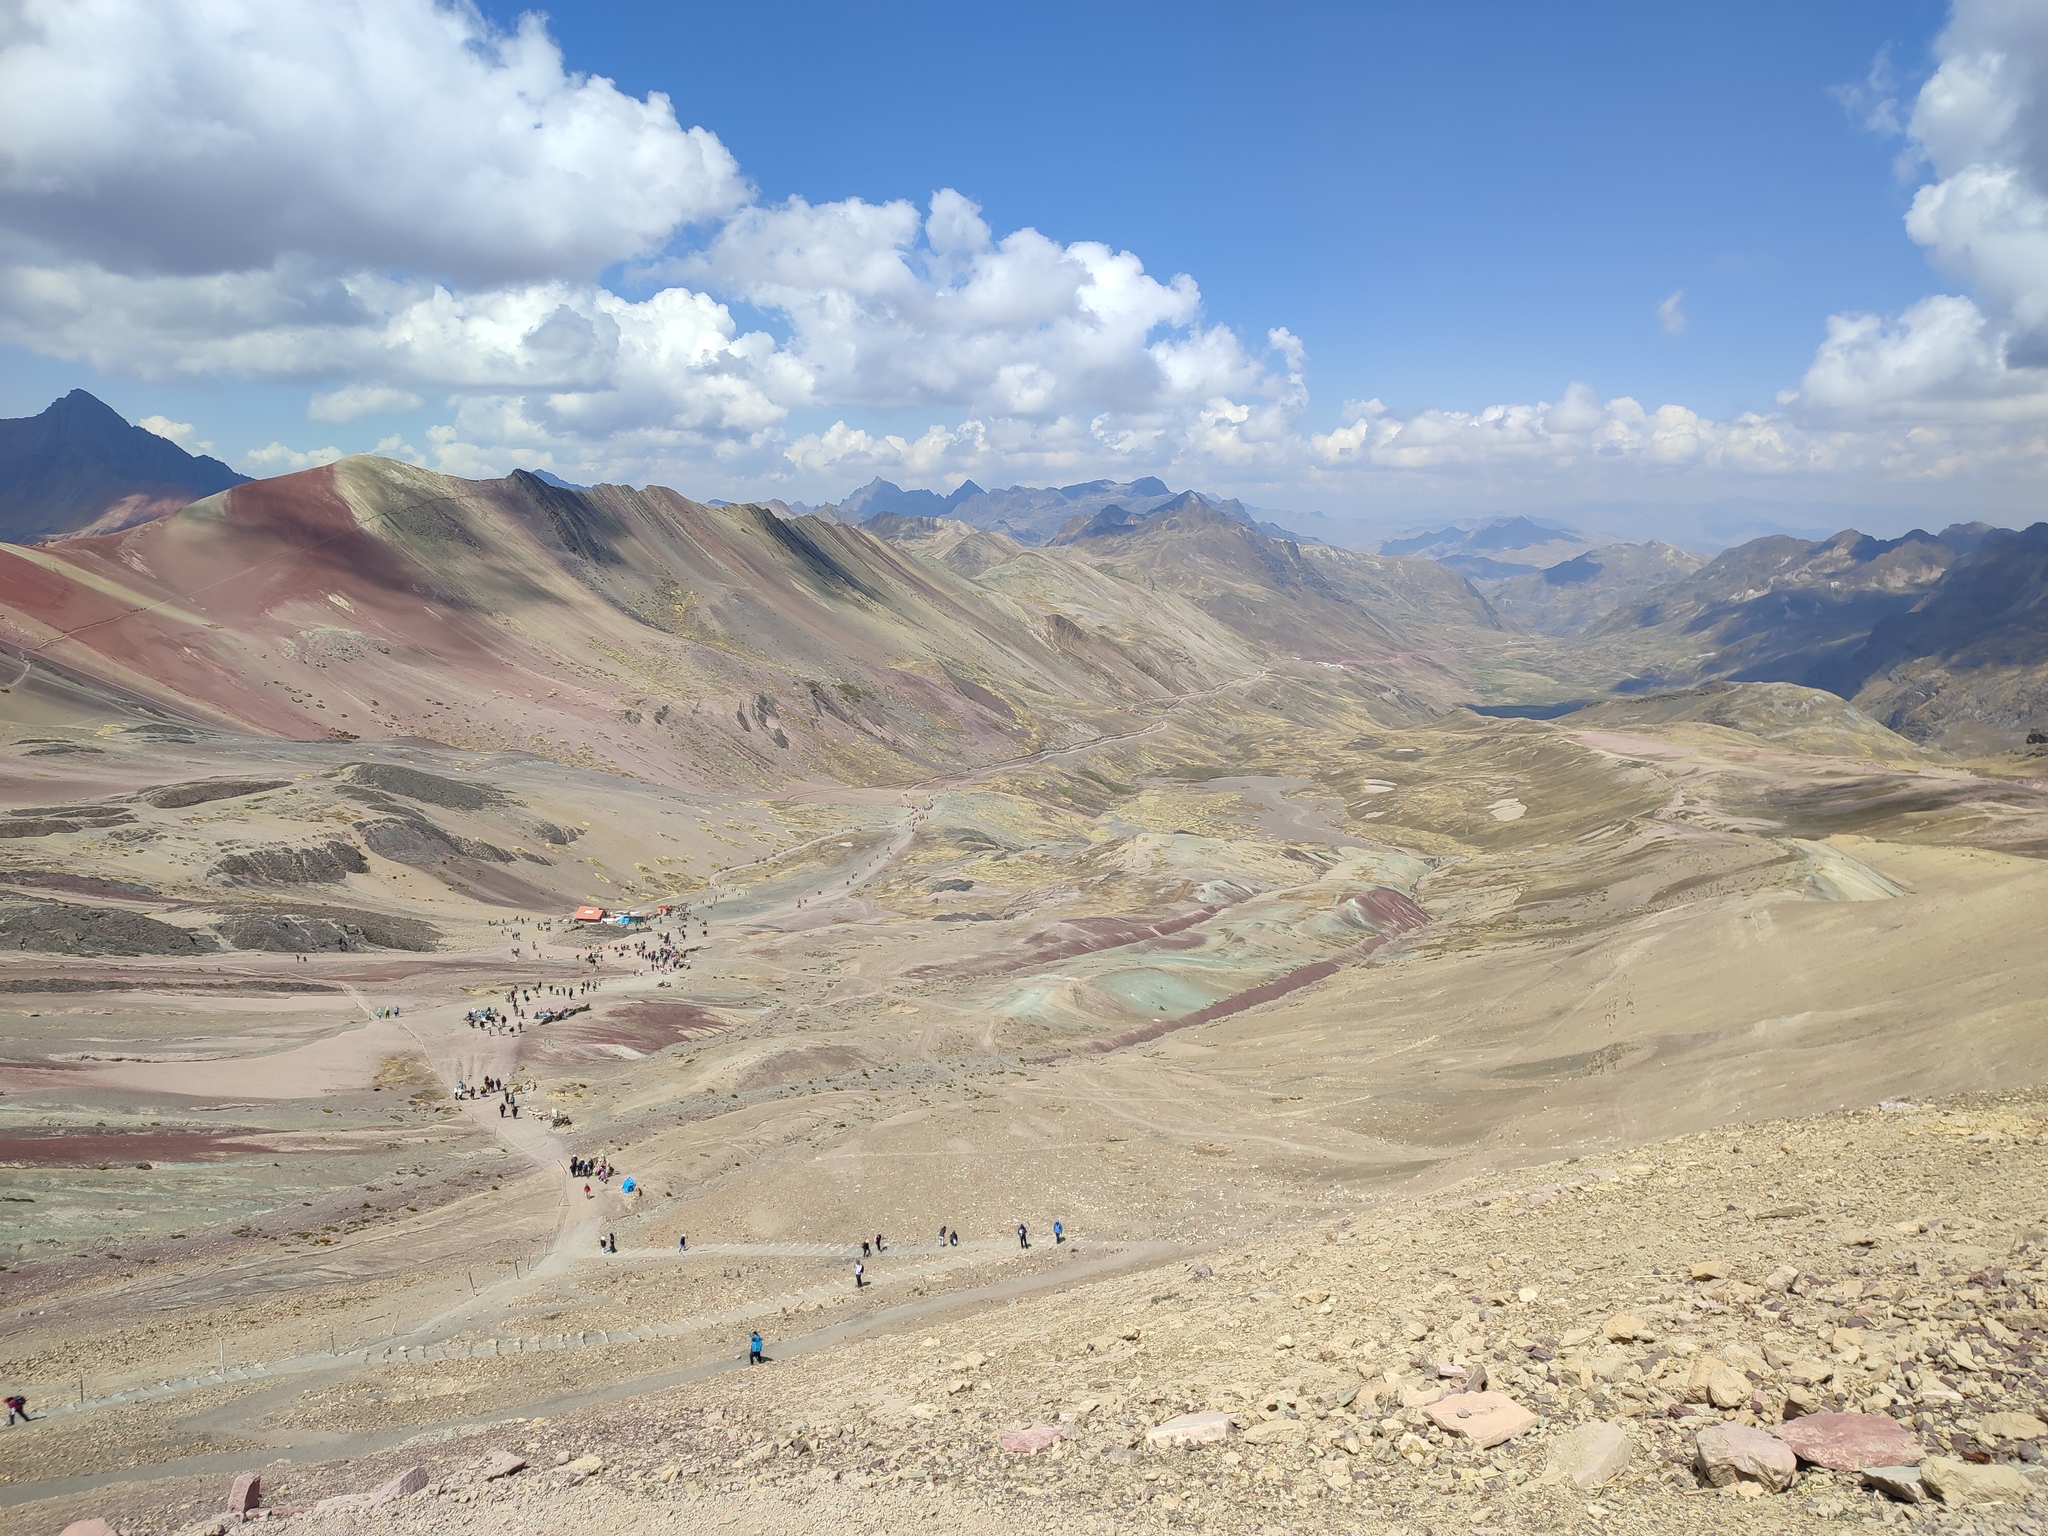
[3, 0, 2045, 543]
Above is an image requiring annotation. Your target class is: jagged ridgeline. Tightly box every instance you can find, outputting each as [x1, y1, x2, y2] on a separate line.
[0, 457, 1501, 788]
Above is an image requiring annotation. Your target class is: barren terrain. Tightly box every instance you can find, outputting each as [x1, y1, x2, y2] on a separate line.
[2, 463, 2046, 1534]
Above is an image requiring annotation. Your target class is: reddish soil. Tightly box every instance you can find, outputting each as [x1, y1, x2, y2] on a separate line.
[1341, 887, 1430, 932]
[533, 1000, 727, 1060]
[0, 1128, 283, 1166]
[907, 907, 1220, 981]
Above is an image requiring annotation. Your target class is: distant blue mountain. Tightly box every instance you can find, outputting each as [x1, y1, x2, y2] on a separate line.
[833, 477, 986, 521]
[531, 469, 591, 491]
[0, 389, 249, 543]
[827, 475, 1311, 545]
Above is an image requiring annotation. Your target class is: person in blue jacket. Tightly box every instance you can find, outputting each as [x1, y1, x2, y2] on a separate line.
[748, 1331, 764, 1364]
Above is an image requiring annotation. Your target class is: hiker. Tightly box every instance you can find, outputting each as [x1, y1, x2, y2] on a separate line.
[749, 1331, 764, 1365]
[875, 1232, 885, 1252]
[950, 1229, 958, 1247]
[678, 1234, 687, 1252]
[1054, 1220, 1064, 1244]
[584, 1183, 593, 1199]
[853, 1260, 865, 1289]
[608, 1233, 617, 1253]
[1018, 1223, 1029, 1250]
[4, 1394, 25, 1425]
[861, 1239, 870, 1258]
[937, 1224, 947, 1246]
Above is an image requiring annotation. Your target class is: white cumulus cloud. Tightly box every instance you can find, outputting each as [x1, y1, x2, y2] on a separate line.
[0, 0, 743, 284]
[309, 384, 424, 423]
[244, 441, 346, 472]
[1793, 0, 2048, 422]
[3, 0, 2046, 511]
[138, 413, 197, 447]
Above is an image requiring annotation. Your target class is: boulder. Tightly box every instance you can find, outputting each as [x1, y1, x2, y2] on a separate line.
[59, 1523, 117, 1536]
[1424, 1391, 1538, 1450]
[482, 1451, 527, 1480]
[998, 1426, 1061, 1455]
[1604, 1313, 1653, 1342]
[1543, 1420, 1631, 1488]
[228, 1473, 260, 1513]
[367, 1466, 429, 1506]
[1777, 1412, 1920, 1472]
[1863, 1465, 1928, 1504]
[1147, 1411, 1234, 1447]
[1706, 1364, 1749, 1409]
[1762, 1265, 1799, 1293]
[1695, 1424, 1797, 1493]
[1919, 1456, 2035, 1506]
[1691, 1260, 1731, 1280]
[1979, 1411, 2048, 1442]
[566, 1455, 603, 1476]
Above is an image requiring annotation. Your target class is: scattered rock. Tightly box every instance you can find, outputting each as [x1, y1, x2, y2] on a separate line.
[58, 1522, 117, 1536]
[1604, 1313, 1653, 1341]
[1863, 1465, 1928, 1503]
[1782, 1384, 1824, 1418]
[1543, 1420, 1632, 1488]
[1695, 1423, 1797, 1493]
[1777, 1412, 1921, 1472]
[367, 1466, 430, 1506]
[1919, 1455, 2036, 1506]
[1242, 1417, 1311, 1446]
[998, 1426, 1061, 1455]
[1685, 1354, 1749, 1408]
[1146, 1411, 1234, 1447]
[1423, 1391, 1538, 1449]
[1690, 1260, 1730, 1280]
[1708, 1366, 1748, 1408]
[1979, 1411, 2048, 1442]
[1397, 1377, 1448, 1408]
[567, 1454, 603, 1476]
[1762, 1264, 1799, 1292]
[482, 1450, 527, 1480]
[228, 1472, 260, 1514]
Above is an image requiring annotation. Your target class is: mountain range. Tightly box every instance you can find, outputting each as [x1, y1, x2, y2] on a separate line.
[1, 391, 2045, 752]
[815, 475, 1312, 545]
[0, 456, 1491, 793]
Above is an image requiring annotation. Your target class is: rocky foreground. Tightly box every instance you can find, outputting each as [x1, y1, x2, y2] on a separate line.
[33, 1084, 2048, 1536]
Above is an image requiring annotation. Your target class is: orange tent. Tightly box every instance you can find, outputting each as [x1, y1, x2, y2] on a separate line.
[572, 905, 607, 922]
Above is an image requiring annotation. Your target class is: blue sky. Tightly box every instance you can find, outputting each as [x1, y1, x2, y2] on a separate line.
[511, 0, 1942, 421]
[4, 0, 2044, 541]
